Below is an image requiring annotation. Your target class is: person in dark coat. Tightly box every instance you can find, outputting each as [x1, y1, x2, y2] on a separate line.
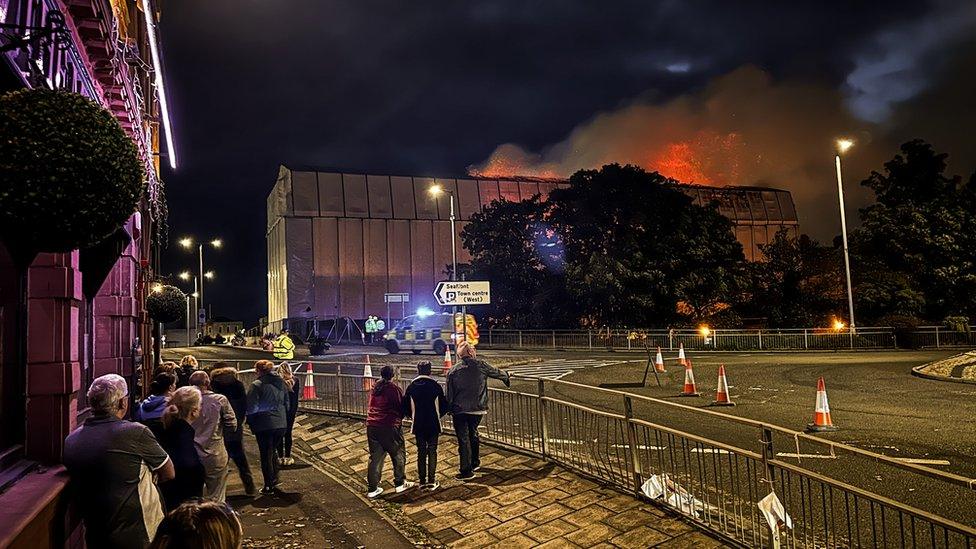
[210, 364, 256, 496]
[158, 386, 206, 511]
[365, 365, 414, 498]
[134, 372, 177, 440]
[403, 361, 448, 490]
[446, 340, 510, 480]
[277, 362, 303, 466]
[245, 360, 290, 494]
[176, 355, 198, 388]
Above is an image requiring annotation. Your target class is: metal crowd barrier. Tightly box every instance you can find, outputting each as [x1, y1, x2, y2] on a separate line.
[215, 359, 976, 548]
[480, 327, 900, 351]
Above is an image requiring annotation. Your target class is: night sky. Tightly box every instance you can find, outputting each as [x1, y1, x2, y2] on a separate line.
[159, 1, 976, 324]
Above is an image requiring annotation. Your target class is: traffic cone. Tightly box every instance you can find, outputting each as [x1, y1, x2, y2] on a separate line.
[806, 377, 838, 432]
[677, 344, 687, 367]
[678, 358, 700, 397]
[442, 347, 453, 376]
[362, 354, 375, 391]
[654, 347, 666, 373]
[302, 362, 316, 400]
[711, 365, 735, 406]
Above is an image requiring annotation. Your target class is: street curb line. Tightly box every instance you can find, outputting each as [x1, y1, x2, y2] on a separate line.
[911, 363, 976, 385]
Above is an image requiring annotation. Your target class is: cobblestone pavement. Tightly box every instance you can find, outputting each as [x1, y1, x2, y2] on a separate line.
[292, 413, 727, 548]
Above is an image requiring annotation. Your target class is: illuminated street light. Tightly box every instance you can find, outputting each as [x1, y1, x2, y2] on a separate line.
[179, 236, 223, 323]
[178, 237, 193, 248]
[698, 325, 711, 338]
[179, 271, 191, 281]
[204, 271, 215, 279]
[832, 318, 846, 331]
[428, 183, 460, 341]
[834, 138, 856, 334]
[151, 283, 163, 293]
[211, 239, 222, 248]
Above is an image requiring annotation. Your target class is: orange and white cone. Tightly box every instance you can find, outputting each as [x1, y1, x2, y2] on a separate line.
[678, 358, 700, 397]
[302, 362, 316, 400]
[677, 344, 687, 367]
[442, 347, 453, 376]
[711, 365, 735, 406]
[655, 347, 666, 373]
[806, 377, 838, 432]
[362, 354, 375, 391]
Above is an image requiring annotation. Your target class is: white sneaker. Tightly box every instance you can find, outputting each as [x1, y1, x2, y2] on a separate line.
[427, 482, 440, 491]
[366, 487, 384, 499]
[283, 457, 295, 466]
[395, 481, 416, 493]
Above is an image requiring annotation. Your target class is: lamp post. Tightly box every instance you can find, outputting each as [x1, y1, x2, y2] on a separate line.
[178, 271, 200, 345]
[179, 236, 221, 324]
[835, 139, 856, 334]
[428, 184, 460, 341]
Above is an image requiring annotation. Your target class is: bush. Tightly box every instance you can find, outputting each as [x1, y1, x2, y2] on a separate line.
[146, 286, 186, 324]
[0, 89, 144, 253]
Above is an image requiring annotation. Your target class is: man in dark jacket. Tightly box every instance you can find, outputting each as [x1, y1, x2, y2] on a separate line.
[210, 364, 256, 495]
[403, 361, 448, 490]
[365, 365, 414, 498]
[446, 340, 510, 480]
[245, 359, 290, 494]
[133, 372, 176, 439]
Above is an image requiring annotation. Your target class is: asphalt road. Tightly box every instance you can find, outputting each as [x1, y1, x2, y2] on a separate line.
[164, 344, 976, 525]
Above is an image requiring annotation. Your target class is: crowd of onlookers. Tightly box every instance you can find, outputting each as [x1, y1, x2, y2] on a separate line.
[61, 339, 509, 549]
[63, 355, 302, 549]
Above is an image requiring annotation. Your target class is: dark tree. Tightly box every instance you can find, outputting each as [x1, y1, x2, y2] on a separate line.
[852, 140, 976, 321]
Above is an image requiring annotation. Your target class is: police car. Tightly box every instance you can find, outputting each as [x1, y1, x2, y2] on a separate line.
[383, 310, 478, 354]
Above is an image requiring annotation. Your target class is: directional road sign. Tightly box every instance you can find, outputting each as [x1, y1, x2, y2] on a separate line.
[434, 281, 491, 306]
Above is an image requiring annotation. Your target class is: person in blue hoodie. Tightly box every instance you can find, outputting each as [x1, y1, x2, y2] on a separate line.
[402, 361, 448, 490]
[134, 372, 177, 439]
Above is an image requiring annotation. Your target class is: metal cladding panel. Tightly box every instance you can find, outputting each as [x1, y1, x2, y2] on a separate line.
[367, 175, 394, 218]
[518, 181, 541, 200]
[387, 220, 412, 297]
[432, 221, 454, 281]
[777, 191, 798, 222]
[479, 180, 501, 207]
[409, 221, 434, 310]
[390, 176, 417, 219]
[735, 225, 754, 261]
[267, 221, 286, 322]
[747, 191, 767, 221]
[762, 190, 783, 222]
[732, 192, 752, 222]
[291, 171, 320, 216]
[752, 225, 768, 260]
[414, 177, 438, 220]
[364, 219, 389, 315]
[498, 180, 521, 202]
[267, 166, 292, 232]
[285, 218, 313, 318]
[343, 174, 368, 218]
[312, 218, 339, 317]
[338, 219, 365, 318]
[456, 178, 481, 220]
[317, 172, 345, 217]
[432, 179, 458, 221]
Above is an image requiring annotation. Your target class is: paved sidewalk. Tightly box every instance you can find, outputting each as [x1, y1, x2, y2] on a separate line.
[292, 413, 727, 548]
[226, 440, 414, 548]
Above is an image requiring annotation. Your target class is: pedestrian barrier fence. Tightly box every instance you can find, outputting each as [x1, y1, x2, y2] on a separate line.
[223, 360, 976, 548]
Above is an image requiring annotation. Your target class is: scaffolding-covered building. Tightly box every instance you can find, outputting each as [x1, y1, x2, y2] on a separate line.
[266, 166, 799, 332]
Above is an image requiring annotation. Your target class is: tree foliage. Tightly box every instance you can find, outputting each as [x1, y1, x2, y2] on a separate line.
[0, 89, 144, 255]
[851, 140, 976, 321]
[146, 285, 187, 324]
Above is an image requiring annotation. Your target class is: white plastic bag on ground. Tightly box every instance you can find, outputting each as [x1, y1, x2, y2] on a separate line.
[758, 491, 793, 548]
[640, 474, 715, 518]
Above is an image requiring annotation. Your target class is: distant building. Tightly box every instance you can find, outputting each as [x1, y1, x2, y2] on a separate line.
[266, 167, 799, 332]
[205, 317, 244, 338]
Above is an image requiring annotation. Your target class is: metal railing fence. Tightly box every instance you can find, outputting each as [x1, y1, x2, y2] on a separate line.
[227, 361, 976, 548]
[481, 327, 899, 351]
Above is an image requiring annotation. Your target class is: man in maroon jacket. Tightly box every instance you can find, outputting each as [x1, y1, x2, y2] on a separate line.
[365, 365, 415, 498]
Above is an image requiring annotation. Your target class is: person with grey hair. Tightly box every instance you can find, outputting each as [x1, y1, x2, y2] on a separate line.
[189, 370, 237, 502]
[446, 340, 510, 480]
[64, 374, 175, 549]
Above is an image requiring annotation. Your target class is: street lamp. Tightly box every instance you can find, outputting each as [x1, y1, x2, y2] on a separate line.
[428, 183, 460, 341]
[178, 236, 222, 323]
[179, 270, 198, 345]
[834, 139, 856, 334]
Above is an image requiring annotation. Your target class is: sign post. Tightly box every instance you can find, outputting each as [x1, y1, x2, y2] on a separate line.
[434, 281, 491, 306]
[383, 292, 410, 331]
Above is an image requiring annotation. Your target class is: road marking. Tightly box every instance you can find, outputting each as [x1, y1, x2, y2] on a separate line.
[776, 452, 838, 460]
[890, 458, 951, 466]
[690, 448, 731, 455]
[505, 358, 630, 380]
[610, 444, 668, 450]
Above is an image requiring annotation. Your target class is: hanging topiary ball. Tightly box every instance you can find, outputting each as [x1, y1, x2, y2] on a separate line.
[146, 285, 187, 324]
[0, 88, 145, 253]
